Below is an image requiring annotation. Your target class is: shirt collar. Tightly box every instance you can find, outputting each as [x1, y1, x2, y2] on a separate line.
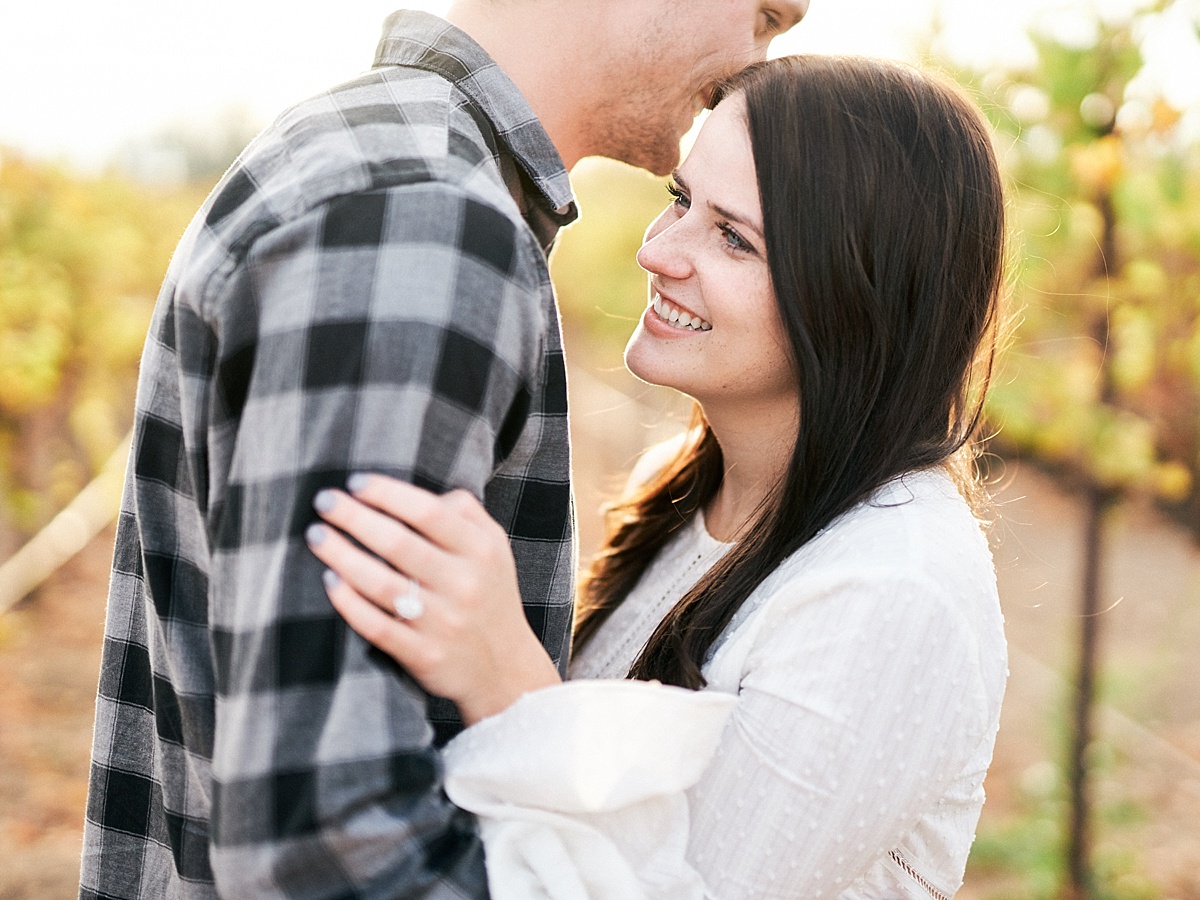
[373, 11, 578, 237]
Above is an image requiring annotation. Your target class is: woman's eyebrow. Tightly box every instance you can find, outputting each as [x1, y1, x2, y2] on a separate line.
[710, 201, 764, 242]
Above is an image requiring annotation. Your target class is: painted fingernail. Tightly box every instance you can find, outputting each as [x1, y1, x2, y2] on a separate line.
[313, 489, 337, 513]
[347, 473, 369, 494]
[305, 523, 327, 545]
[322, 569, 340, 589]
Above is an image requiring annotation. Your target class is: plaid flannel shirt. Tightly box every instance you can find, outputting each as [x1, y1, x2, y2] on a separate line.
[81, 12, 578, 899]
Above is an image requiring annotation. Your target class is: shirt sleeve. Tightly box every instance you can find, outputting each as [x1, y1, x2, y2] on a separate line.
[201, 181, 546, 898]
[433, 572, 990, 900]
[684, 572, 993, 899]
[441, 681, 736, 900]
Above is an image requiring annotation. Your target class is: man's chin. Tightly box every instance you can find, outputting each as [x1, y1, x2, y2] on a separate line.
[634, 138, 686, 178]
[641, 159, 680, 178]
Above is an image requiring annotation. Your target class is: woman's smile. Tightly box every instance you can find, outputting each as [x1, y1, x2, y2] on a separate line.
[647, 292, 713, 332]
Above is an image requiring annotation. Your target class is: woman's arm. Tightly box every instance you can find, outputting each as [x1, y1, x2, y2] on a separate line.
[441, 679, 734, 900]
[308, 476, 1001, 900]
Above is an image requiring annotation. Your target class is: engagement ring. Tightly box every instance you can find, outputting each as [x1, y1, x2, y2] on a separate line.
[392, 579, 424, 621]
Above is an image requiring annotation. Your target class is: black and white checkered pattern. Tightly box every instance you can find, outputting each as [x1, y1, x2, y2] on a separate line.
[81, 12, 578, 899]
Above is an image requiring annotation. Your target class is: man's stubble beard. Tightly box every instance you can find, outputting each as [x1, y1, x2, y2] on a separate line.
[588, 96, 688, 176]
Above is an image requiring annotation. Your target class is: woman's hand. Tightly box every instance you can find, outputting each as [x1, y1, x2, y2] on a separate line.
[305, 474, 561, 725]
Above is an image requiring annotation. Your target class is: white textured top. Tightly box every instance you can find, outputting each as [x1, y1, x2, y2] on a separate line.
[569, 507, 734, 681]
[444, 466, 1007, 900]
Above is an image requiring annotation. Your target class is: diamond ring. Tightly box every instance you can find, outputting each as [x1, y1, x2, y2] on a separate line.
[392, 578, 424, 621]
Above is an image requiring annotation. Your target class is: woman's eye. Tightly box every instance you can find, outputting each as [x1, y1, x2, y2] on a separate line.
[719, 223, 754, 254]
[666, 181, 690, 210]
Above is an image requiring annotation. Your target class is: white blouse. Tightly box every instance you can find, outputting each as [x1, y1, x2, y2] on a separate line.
[443, 466, 1007, 900]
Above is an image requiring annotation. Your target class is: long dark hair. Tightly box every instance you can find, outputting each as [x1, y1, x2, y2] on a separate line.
[575, 56, 1007, 689]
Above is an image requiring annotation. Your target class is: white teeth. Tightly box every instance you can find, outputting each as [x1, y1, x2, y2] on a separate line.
[649, 293, 711, 332]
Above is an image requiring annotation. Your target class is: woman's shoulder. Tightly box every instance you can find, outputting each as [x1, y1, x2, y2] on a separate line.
[792, 466, 993, 584]
[710, 465, 1006, 702]
[695, 467, 1007, 717]
[746, 467, 1002, 655]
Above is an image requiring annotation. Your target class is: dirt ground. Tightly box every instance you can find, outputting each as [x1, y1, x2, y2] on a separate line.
[1, 364, 1198, 898]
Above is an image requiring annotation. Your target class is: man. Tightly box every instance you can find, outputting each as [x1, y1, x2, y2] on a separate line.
[80, 0, 808, 897]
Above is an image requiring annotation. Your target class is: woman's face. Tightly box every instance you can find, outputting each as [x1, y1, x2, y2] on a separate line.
[624, 96, 798, 419]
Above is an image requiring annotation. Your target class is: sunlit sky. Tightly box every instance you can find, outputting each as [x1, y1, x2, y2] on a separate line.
[2, 0, 1199, 170]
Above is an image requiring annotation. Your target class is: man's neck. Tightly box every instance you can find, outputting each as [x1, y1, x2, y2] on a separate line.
[445, 0, 603, 171]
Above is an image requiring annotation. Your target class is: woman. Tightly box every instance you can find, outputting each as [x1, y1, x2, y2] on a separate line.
[305, 55, 1008, 899]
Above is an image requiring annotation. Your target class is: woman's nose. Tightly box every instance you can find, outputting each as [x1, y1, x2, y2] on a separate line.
[637, 212, 693, 280]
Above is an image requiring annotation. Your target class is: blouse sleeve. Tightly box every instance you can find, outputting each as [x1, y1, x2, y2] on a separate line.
[441, 680, 736, 900]
[685, 572, 994, 899]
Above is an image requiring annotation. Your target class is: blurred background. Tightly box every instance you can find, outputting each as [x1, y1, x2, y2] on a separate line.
[3, 0, 1200, 897]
